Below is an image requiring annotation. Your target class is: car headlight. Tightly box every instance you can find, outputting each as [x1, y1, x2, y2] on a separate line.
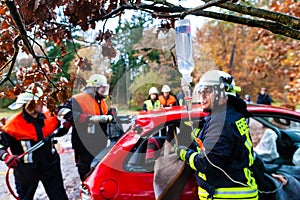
[80, 184, 92, 200]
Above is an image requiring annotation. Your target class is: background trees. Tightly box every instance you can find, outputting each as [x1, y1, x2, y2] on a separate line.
[1, 0, 300, 112]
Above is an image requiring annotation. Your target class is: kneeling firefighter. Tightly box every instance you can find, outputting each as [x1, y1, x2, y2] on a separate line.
[176, 70, 258, 200]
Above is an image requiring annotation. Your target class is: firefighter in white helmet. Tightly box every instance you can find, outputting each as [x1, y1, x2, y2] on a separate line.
[58, 74, 113, 181]
[0, 84, 70, 199]
[176, 70, 258, 200]
[142, 87, 160, 111]
[158, 84, 179, 107]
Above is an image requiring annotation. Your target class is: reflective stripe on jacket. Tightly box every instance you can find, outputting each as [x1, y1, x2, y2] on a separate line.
[2, 110, 58, 141]
[198, 185, 258, 200]
[73, 92, 108, 115]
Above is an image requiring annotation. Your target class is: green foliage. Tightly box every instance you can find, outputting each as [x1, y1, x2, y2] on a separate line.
[130, 82, 161, 109]
[110, 12, 156, 106]
[45, 40, 80, 80]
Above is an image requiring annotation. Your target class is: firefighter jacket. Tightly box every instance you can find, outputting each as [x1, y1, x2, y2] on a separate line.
[143, 99, 160, 111]
[158, 94, 179, 107]
[184, 96, 258, 200]
[59, 88, 109, 180]
[0, 108, 67, 184]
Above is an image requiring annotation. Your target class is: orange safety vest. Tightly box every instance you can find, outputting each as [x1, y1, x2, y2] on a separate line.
[158, 95, 177, 107]
[73, 92, 108, 115]
[2, 110, 59, 141]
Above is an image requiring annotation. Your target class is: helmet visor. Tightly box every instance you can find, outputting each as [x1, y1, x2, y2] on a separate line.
[192, 85, 214, 103]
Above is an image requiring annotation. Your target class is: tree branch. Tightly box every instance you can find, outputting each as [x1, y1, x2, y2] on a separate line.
[5, 0, 58, 88]
[135, 2, 300, 39]
[191, 10, 300, 40]
[201, 0, 300, 30]
[179, 0, 229, 19]
[0, 35, 20, 87]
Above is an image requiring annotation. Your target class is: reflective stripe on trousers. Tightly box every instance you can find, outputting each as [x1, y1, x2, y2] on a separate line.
[198, 186, 258, 200]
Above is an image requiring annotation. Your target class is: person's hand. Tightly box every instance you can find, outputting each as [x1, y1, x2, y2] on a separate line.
[271, 173, 288, 186]
[4, 154, 20, 168]
[174, 144, 188, 161]
[62, 121, 72, 129]
[54, 121, 73, 137]
[90, 115, 113, 123]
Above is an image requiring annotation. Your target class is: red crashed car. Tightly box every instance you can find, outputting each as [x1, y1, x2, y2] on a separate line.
[80, 104, 300, 200]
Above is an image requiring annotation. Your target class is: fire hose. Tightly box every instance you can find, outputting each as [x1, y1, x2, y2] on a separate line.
[5, 132, 56, 200]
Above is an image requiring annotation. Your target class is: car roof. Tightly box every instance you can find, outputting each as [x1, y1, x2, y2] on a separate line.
[134, 104, 300, 135]
[247, 104, 300, 117]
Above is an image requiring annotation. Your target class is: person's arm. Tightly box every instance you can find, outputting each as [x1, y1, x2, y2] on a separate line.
[142, 103, 147, 111]
[58, 98, 74, 123]
[0, 132, 20, 168]
[178, 121, 236, 174]
[59, 98, 89, 123]
[53, 121, 72, 137]
[174, 95, 180, 106]
[256, 94, 260, 104]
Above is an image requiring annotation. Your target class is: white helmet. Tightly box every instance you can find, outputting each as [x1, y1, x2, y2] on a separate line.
[149, 87, 159, 95]
[8, 86, 44, 110]
[161, 85, 171, 93]
[86, 74, 108, 87]
[193, 70, 240, 103]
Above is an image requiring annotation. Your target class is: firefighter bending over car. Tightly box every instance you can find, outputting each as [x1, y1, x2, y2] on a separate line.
[175, 70, 258, 200]
[58, 74, 113, 181]
[0, 84, 70, 200]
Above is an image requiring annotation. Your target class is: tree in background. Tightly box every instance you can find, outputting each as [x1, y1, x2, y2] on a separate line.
[110, 12, 154, 107]
[46, 40, 81, 80]
[194, 17, 293, 107]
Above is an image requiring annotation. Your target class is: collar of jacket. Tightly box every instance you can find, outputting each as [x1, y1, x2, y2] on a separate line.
[22, 107, 45, 126]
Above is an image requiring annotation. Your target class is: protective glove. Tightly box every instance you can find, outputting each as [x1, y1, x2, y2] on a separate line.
[90, 115, 113, 123]
[62, 121, 72, 129]
[4, 154, 20, 168]
[54, 121, 73, 137]
[174, 144, 188, 161]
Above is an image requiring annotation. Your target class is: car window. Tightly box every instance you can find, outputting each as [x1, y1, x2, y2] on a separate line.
[249, 114, 300, 165]
[124, 118, 203, 172]
[249, 114, 300, 146]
